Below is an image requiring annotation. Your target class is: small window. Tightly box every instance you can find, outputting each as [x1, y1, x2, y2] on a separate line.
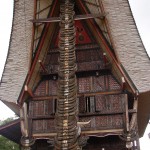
[53, 99, 57, 114]
[78, 96, 96, 113]
[86, 96, 95, 113]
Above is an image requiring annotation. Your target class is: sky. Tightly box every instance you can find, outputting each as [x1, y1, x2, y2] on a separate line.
[0, 0, 150, 149]
[0, 0, 15, 120]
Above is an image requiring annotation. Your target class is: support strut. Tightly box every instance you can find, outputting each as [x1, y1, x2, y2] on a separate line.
[55, 0, 78, 149]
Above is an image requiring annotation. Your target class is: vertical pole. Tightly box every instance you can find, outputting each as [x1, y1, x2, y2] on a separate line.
[55, 0, 78, 149]
[20, 103, 35, 149]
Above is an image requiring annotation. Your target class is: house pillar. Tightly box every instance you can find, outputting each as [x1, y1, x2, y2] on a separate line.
[20, 103, 35, 149]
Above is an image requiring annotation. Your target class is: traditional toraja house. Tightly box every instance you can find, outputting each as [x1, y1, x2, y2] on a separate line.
[0, 0, 150, 149]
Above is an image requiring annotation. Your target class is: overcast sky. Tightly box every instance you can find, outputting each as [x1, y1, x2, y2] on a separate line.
[0, 0, 150, 149]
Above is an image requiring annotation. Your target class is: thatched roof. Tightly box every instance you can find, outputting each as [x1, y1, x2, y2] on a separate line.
[0, 0, 150, 137]
[0, 0, 34, 103]
[82, 0, 150, 93]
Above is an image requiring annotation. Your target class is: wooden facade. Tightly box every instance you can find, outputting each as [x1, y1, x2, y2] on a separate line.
[0, 0, 150, 150]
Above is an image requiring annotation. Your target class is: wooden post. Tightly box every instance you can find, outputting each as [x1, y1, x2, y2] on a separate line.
[20, 103, 35, 149]
[125, 94, 129, 132]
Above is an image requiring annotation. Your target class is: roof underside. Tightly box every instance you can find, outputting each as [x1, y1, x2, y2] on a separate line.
[0, 119, 21, 144]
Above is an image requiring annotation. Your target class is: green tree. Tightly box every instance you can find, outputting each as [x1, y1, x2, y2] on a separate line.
[0, 117, 14, 125]
[0, 136, 19, 150]
[0, 117, 20, 150]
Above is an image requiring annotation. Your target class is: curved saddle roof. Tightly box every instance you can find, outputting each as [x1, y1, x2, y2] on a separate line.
[0, 0, 34, 102]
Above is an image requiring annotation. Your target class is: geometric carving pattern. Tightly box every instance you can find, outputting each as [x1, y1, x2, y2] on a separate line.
[32, 119, 54, 133]
[34, 81, 47, 96]
[93, 76, 105, 92]
[78, 95, 86, 113]
[34, 74, 121, 96]
[95, 94, 125, 113]
[29, 99, 55, 117]
[78, 75, 121, 94]
[78, 77, 91, 93]
[108, 75, 121, 90]
[79, 115, 124, 130]
[30, 94, 125, 132]
[49, 80, 57, 95]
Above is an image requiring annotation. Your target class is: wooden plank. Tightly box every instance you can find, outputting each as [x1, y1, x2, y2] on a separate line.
[24, 85, 34, 97]
[32, 129, 123, 138]
[30, 13, 105, 23]
[129, 97, 138, 130]
[48, 43, 100, 54]
[125, 94, 129, 132]
[81, 129, 123, 135]
[41, 69, 111, 80]
[79, 111, 124, 117]
[38, 60, 48, 73]
[32, 90, 122, 101]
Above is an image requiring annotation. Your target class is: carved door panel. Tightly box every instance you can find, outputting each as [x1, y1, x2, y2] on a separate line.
[95, 94, 125, 113]
[29, 99, 56, 134]
[79, 94, 126, 130]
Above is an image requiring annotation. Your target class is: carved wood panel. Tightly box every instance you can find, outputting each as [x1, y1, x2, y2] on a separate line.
[93, 76, 105, 92]
[49, 80, 57, 95]
[78, 77, 91, 93]
[29, 99, 55, 117]
[79, 95, 86, 113]
[95, 94, 125, 113]
[32, 119, 55, 133]
[34, 81, 47, 96]
[34, 74, 121, 97]
[79, 115, 124, 130]
[30, 94, 126, 133]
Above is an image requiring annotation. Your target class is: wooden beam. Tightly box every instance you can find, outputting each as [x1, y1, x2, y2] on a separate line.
[33, 133, 56, 138]
[38, 60, 48, 73]
[75, 13, 105, 20]
[31, 90, 122, 101]
[129, 97, 138, 130]
[81, 129, 123, 135]
[28, 108, 136, 120]
[79, 111, 124, 117]
[41, 69, 111, 80]
[30, 13, 105, 23]
[32, 129, 123, 138]
[125, 94, 129, 132]
[121, 77, 125, 90]
[29, 116, 54, 119]
[29, 109, 125, 120]
[24, 85, 34, 97]
[48, 43, 100, 54]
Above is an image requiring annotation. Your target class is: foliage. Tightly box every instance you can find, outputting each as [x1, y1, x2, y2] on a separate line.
[0, 117, 15, 126]
[0, 117, 20, 150]
[0, 136, 20, 150]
